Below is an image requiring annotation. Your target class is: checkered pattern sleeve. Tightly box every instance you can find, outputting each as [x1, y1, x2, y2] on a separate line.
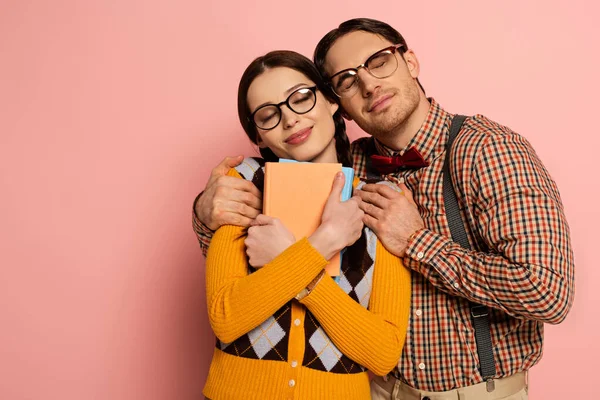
[206, 209, 328, 343]
[404, 129, 574, 323]
[300, 239, 411, 376]
[192, 191, 215, 257]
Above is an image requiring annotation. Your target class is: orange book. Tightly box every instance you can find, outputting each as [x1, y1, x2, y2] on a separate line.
[263, 161, 353, 276]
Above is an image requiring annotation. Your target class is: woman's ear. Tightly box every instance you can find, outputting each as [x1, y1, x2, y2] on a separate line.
[329, 100, 353, 120]
[256, 132, 268, 148]
[329, 100, 352, 120]
[329, 100, 339, 116]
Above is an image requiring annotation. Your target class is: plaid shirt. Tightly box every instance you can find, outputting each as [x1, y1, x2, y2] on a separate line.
[192, 99, 574, 391]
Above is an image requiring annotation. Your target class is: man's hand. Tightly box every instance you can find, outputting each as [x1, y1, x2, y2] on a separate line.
[195, 156, 263, 230]
[356, 182, 424, 257]
[309, 173, 365, 260]
[245, 215, 296, 268]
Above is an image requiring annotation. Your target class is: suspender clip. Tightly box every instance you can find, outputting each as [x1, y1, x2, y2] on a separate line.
[486, 378, 495, 392]
[471, 305, 489, 318]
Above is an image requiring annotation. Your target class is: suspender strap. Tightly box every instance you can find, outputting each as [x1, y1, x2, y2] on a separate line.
[365, 115, 497, 386]
[443, 115, 497, 385]
[442, 115, 470, 248]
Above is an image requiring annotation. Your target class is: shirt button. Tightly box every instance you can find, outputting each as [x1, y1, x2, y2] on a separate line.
[289, 379, 296, 387]
[454, 282, 459, 289]
[417, 251, 424, 259]
[294, 319, 301, 326]
[418, 362, 426, 370]
[291, 360, 298, 368]
[415, 309, 422, 316]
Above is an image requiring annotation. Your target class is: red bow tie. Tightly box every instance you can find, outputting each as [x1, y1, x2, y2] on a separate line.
[370, 147, 429, 174]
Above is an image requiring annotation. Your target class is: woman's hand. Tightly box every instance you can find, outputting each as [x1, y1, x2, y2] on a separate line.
[245, 214, 296, 268]
[309, 172, 364, 260]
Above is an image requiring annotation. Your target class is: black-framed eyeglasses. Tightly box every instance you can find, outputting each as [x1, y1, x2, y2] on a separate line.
[249, 86, 318, 131]
[329, 44, 404, 98]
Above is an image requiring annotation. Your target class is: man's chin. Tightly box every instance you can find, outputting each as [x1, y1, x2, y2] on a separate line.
[367, 117, 403, 135]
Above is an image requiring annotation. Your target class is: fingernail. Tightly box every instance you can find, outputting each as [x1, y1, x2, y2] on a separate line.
[336, 172, 343, 179]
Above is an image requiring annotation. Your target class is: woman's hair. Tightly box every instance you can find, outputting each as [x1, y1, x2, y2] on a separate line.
[237, 50, 352, 168]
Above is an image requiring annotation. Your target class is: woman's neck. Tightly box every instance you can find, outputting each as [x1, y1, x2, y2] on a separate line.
[308, 139, 338, 164]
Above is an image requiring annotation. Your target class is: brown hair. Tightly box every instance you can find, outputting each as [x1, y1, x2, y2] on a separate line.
[313, 18, 425, 95]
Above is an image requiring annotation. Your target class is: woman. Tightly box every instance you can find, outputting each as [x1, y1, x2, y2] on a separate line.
[202, 51, 411, 400]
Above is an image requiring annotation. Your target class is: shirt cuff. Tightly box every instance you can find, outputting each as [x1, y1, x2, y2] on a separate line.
[403, 229, 452, 276]
[192, 191, 215, 256]
[192, 192, 213, 233]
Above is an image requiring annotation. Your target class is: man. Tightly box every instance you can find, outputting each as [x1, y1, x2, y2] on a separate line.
[193, 18, 574, 400]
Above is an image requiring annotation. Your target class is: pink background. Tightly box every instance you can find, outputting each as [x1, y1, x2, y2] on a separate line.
[0, 1, 596, 399]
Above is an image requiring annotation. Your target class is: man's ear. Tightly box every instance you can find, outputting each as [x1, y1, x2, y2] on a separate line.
[402, 49, 420, 79]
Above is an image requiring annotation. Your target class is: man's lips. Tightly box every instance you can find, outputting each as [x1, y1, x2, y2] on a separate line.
[285, 127, 312, 145]
[368, 94, 394, 112]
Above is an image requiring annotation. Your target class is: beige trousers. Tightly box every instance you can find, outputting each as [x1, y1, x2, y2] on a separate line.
[371, 372, 528, 400]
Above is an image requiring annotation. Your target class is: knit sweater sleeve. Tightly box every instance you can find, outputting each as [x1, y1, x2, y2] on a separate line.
[300, 239, 411, 376]
[205, 169, 327, 344]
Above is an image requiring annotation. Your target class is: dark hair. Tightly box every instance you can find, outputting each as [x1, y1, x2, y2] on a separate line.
[313, 18, 425, 94]
[237, 50, 352, 168]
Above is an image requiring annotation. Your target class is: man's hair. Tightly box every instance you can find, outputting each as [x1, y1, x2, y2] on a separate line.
[313, 18, 425, 94]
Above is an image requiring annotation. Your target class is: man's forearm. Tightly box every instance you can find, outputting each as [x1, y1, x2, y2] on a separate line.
[404, 229, 574, 323]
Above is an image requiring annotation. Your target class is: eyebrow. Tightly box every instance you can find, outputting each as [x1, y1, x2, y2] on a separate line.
[253, 83, 312, 110]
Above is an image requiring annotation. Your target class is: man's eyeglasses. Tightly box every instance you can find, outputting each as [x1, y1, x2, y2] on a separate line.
[249, 86, 318, 131]
[329, 44, 404, 98]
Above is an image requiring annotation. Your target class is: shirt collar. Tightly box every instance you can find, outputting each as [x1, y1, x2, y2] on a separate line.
[373, 98, 451, 164]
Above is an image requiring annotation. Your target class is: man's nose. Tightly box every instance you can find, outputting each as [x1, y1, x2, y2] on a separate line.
[357, 68, 380, 97]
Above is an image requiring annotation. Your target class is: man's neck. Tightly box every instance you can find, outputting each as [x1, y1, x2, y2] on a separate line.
[377, 96, 431, 151]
